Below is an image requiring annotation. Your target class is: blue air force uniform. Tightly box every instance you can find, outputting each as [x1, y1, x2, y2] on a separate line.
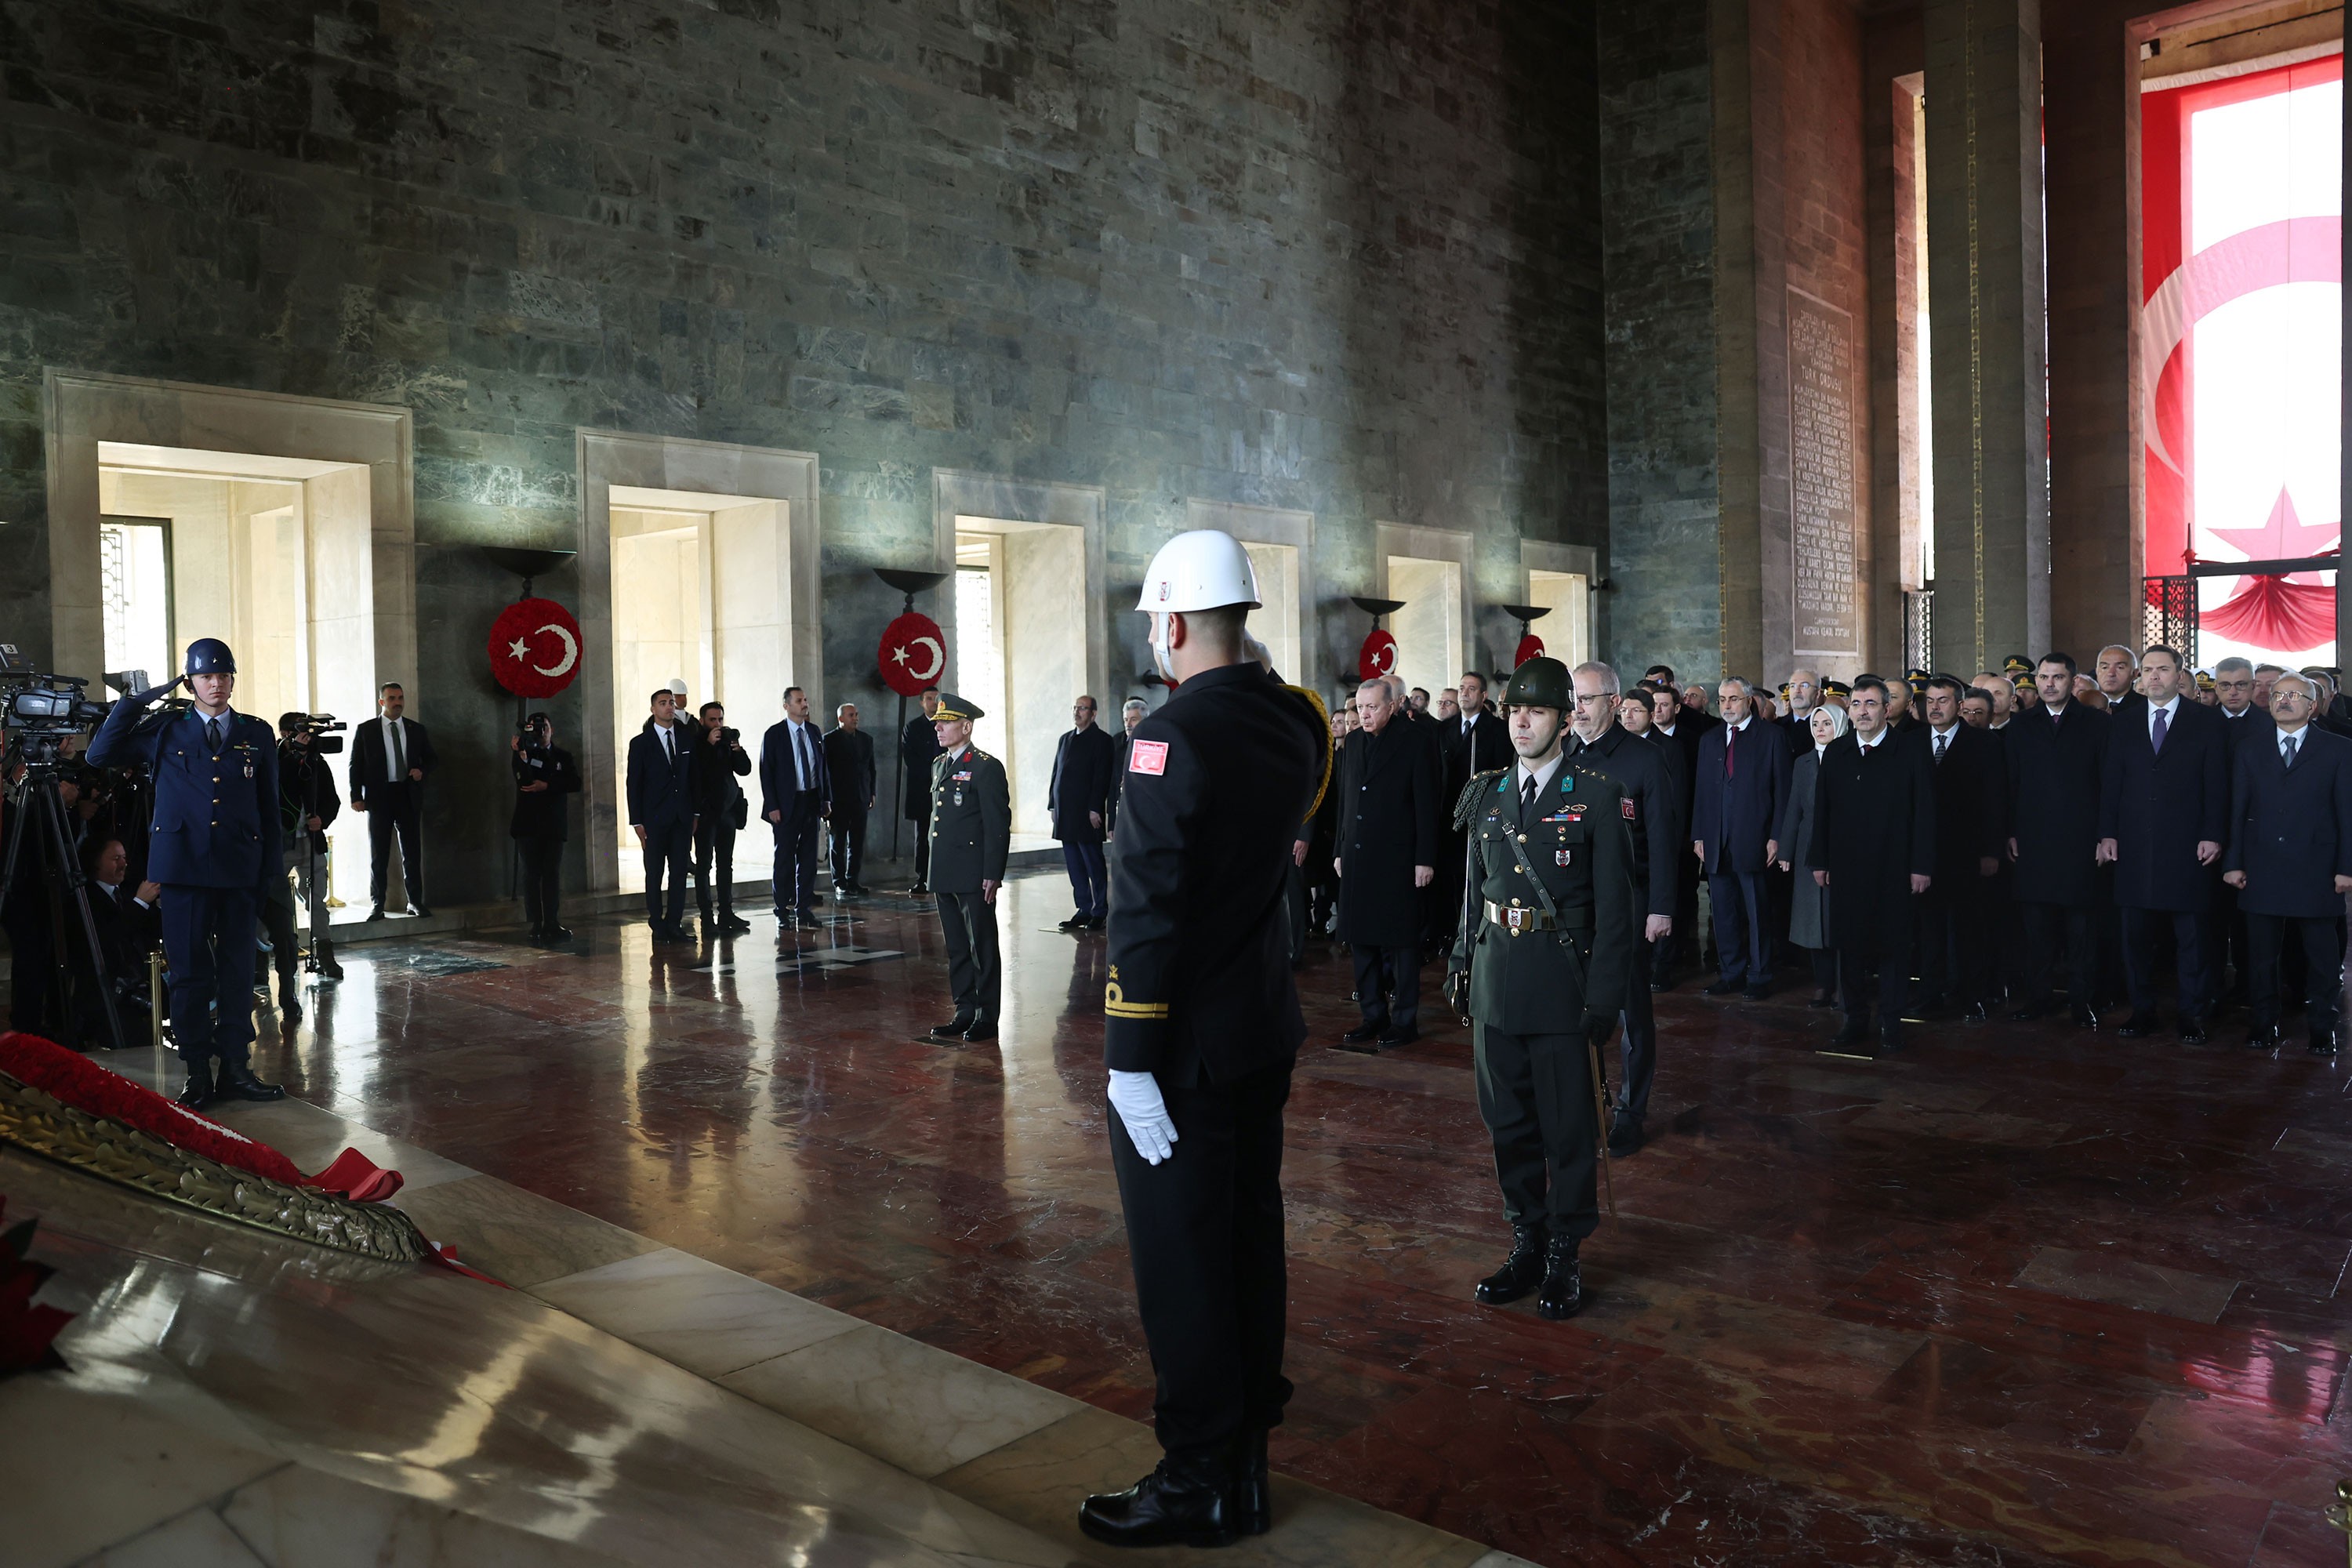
[88, 670, 280, 1083]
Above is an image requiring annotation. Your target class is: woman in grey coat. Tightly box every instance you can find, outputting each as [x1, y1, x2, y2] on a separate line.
[1777, 704, 1849, 1007]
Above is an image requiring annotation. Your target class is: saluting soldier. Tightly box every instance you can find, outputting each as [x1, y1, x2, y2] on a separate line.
[1446, 656, 1634, 1322]
[1081, 531, 1327, 1549]
[86, 638, 288, 1110]
[926, 694, 1010, 1042]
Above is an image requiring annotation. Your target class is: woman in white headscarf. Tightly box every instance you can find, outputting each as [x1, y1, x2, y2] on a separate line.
[1777, 702, 1850, 1007]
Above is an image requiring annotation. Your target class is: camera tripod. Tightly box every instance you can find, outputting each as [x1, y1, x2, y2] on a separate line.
[0, 747, 131, 1054]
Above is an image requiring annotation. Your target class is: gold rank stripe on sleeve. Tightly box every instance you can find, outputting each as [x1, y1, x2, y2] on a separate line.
[1103, 980, 1171, 1019]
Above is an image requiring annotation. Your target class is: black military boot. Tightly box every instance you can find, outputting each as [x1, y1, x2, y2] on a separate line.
[1475, 1226, 1548, 1305]
[176, 1059, 216, 1110]
[1079, 1452, 1242, 1548]
[214, 1064, 285, 1104]
[277, 971, 303, 1027]
[315, 938, 344, 982]
[1232, 1428, 1271, 1535]
[1537, 1235, 1584, 1320]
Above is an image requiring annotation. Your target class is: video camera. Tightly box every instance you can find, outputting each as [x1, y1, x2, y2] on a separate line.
[282, 714, 348, 755]
[0, 645, 114, 768]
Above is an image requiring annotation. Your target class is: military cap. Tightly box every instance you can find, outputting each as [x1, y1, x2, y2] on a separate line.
[2194, 670, 2216, 690]
[1823, 678, 1852, 699]
[931, 691, 985, 723]
[1501, 655, 1570, 710]
[2003, 655, 2033, 675]
[1905, 666, 1930, 693]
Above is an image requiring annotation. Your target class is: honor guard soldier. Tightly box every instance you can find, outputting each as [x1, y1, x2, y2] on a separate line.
[87, 638, 288, 1111]
[927, 694, 1010, 1042]
[1445, 656, 1634, 1322]
[1081, 531, 1328, 1550]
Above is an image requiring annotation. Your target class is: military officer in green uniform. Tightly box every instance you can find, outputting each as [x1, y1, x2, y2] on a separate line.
[1445, 656, 1635, 1320]
[927, 693, 1011, 1042]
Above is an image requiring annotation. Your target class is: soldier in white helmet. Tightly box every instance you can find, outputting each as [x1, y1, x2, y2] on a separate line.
[1081, 530, 1330, 1549]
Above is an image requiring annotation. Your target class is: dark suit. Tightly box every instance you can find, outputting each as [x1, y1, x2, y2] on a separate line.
[1653, 720, 1704, 969]
[510, 740, 580, 934]
[1916, 723, 2006, 1009]
[2005, 701, 2112, 1008]
[348, 715, 437, 911]
[822, 724, 877, 891]
[1334, 716, 1441, 1034]
[901, 711, 944, 886]
[1048, 720, 1116, 919]
[1103, 662, 1324, 1461]
[1808, 730, 1934, 1031]
[2216, 703, 2266, 999]
[1570, 721, 1676, 1127]
[626, 723, 696, 927]
[2224, 723, 2352, 1040]
[760, 719, 831, 917]
[1691, 717, 1791, 989]
[689, 725, 753, 919]
[2100, 697, 2228, 1023]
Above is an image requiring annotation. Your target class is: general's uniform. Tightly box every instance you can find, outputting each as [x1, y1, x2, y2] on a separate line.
[88, 695, 280, 1080]
[1102, 662, 1325, 1466]
[1450, 753, 1634, 1251]
[928, 706, 1011, 1033]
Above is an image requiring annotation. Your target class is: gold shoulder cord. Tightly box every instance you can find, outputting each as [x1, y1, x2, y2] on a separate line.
[1285, 684, 1334, 821]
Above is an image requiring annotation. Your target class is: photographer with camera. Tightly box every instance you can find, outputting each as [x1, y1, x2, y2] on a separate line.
[510, 713, 580, 942]
[276, 713, 344, 984]
[85, 638, 286, 1109]
[689, 702, 752, 935]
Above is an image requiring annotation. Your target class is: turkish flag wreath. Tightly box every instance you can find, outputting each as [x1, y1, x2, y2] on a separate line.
[490, 597, 584, 699]
[879, 612, 948, 697]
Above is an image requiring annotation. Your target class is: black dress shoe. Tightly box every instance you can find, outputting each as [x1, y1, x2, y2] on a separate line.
[1744, 984, 1771, 1001]
[1474, 1227, 1547, 1305]
[1341, 1023, 1384, 1044]
[1962, 1002, 1991, 1025]
[1084, 914, 1107, 929]
[961, 1023, 998, 1042]
[794, 914, 823, 931]
[909, 881, 930, 895]
[214, 1065, 285, 1103]
[1232, 1429, 1270, 1535]
[2178, 1021, 2209, 1046]
[278, 987, 303, 1027]
[2247, 1024, 2283, 1049]
[1058, 915, 1087, 931]
[2116, 1011, 2162, 1040]
[365, 906, 387, 924]
[1376, 1029, 1418, 1047]
[2070, 1004, 2100, 1029]
[1702, 978, 1744, 997]
[409, 904, 434, 918]
[1830, 1019, 1873, 1047]
[2310, 1032, 2342, 1056]
[1607, 1117, 1645, 1158]
[1536, 1236, 1584, 1320]
[176, 1062, 216, 1109]
[1650, 976, 1674, 993]
[1080, 1454, 1243, 1549]
[544, 925, 575, 942]
[931, 1016, 975, 1038]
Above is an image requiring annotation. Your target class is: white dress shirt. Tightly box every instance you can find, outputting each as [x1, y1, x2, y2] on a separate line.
[1515, 751, 1565, 803]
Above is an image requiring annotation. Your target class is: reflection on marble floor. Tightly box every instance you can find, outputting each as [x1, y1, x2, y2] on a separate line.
[56, 872, 2352, 1565]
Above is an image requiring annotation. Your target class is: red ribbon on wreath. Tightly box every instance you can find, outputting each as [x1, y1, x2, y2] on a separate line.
[489, 597, 584, 699]
[1358, 630, 1398, 682]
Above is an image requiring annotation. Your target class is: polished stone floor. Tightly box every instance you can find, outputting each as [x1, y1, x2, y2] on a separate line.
[207, 872, 2352, 1566]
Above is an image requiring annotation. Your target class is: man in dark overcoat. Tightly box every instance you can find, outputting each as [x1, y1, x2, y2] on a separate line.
[2005, 653, 2112, 1025]
[1048, 695, 1116, 929]
[1334, 676, 1439, 1047]
[2097, 644, 2229, 1042]
[1916, 675, 2006, 1021]
[2223, 672, 2352, 1054]
[1690, 677, 1790, 999]
[1807, 677, 1934, 1053]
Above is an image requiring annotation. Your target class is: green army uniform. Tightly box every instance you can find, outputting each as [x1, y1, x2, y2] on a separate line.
[927, 692, 1011, 1039]
[1446, 659, 1635, 1317]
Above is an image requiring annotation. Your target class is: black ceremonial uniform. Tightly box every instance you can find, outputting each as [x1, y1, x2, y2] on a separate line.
[929, 730, 1011, 1034]
[1450, 756, 1635, 1258]
[1102, 662, 1325, 1467]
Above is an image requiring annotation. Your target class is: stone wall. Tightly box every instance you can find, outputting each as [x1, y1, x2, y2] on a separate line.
[0, 0, 1604, 904]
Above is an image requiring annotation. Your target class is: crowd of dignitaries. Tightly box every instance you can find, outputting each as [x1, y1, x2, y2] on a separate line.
[1305, 644, 2352, 1081]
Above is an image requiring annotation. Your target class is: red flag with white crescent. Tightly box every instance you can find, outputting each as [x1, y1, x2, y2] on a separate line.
[880, 612, 948, 696]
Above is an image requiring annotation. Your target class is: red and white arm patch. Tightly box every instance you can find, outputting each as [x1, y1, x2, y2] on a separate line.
[1621, 797, 1637, 819]
[1128, 739, 1169, 776]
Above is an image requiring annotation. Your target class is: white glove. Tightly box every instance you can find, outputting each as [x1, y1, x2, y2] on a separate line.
[1107, 1069, 1178, 1165]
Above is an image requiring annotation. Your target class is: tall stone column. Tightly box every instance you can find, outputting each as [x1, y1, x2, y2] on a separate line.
[1923, 0, 2047, 675]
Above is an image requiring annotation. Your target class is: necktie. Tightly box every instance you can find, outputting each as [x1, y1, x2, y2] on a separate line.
[1726, 725, 1735, 777]
[2285, 733, 2300, 768]
[797, 725, 814, 790]
[1935, 730, 1948, 762]
[2152, 706, 2169, 755]
[205, 716, 221, 752]
[663, 727, 673, 766]
[1522, 774, 1538, 813]
[390, 719, 405, 779]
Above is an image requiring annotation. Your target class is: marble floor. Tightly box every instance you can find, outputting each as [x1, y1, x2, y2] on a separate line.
[66, 872, 2352, 1565]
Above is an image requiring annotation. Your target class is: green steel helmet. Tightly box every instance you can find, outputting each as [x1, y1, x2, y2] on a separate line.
[183, 637, 237, 676]
[1502, 655, 1570, 712]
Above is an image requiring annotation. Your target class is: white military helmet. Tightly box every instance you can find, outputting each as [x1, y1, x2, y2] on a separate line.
[1136, 529, 1262, 613]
